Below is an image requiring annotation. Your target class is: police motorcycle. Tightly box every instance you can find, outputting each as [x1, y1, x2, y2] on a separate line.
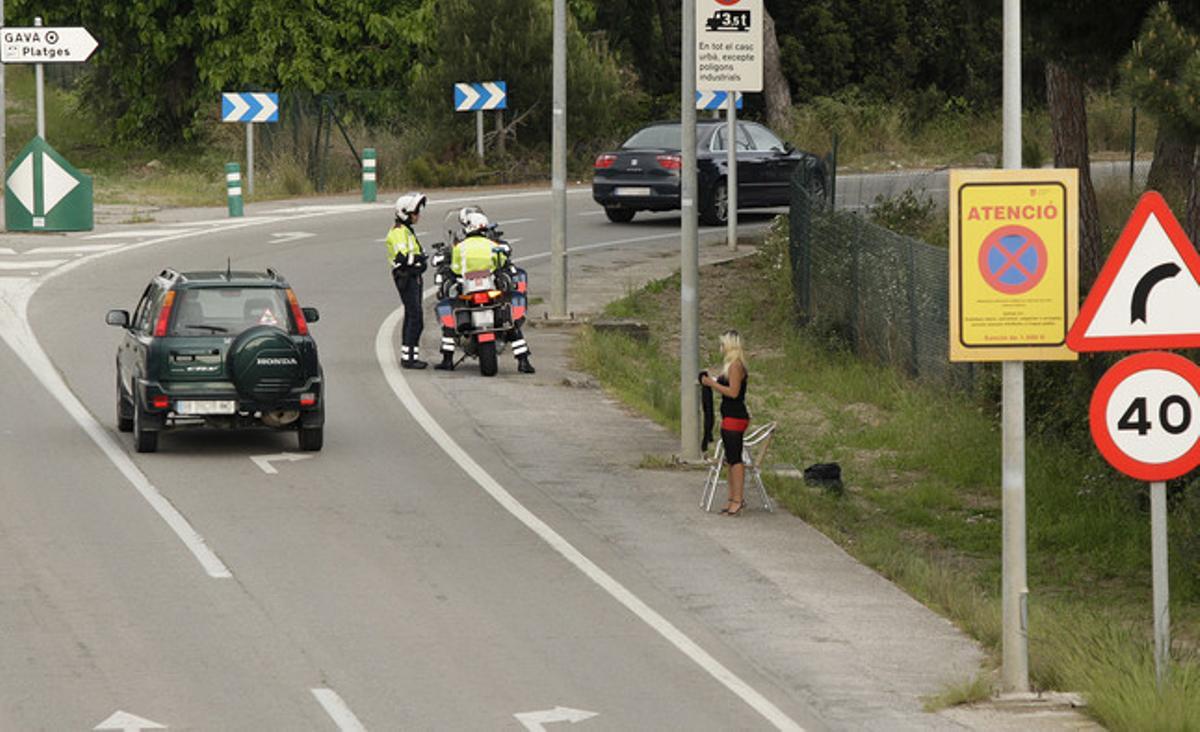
[430, 208, 529, 377]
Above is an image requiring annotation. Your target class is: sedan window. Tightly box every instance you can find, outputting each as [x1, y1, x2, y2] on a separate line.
[745, 123, 787, 152]
[712, 125, 753, 152]
[622, 124, 681, 149]
[169, 287, 294, 336]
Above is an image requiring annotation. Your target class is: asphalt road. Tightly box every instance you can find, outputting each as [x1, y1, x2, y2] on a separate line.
[2, 193, 824, 730]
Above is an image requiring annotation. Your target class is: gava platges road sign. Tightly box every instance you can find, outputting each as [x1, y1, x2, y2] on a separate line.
[4, 136, 93, 231]
[1, 26, 99, 63]
[454, 82, 507, 112]
[221, 93, 279, 123]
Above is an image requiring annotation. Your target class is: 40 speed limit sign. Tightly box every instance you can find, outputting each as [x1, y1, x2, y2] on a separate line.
[1090, 351, 1200, 481]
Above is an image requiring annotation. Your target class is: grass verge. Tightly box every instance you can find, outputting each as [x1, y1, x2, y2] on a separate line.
[572, 219, 1200, 730]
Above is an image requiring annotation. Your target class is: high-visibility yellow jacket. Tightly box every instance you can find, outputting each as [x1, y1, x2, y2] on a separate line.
[386, 225, 422, 267]
[451, 235, 503, 275]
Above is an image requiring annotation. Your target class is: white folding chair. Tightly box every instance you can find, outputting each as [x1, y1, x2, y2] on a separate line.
[701, 421, 777, 513]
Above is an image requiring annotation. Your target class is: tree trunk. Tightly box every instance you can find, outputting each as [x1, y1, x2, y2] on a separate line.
[1146, 125, 1196, 203]
[1187, 151, 1200, 248]
[762, 8, 792, 132]
[1046, 61, 1103, 288]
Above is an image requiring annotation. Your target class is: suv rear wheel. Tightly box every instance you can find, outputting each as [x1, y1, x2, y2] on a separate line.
[298, 426, 323, 452]
[133, 392, 158, 453]
[117, 371, 133, 433]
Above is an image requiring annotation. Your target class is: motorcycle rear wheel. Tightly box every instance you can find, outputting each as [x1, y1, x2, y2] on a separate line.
[478, 339, 498, 377]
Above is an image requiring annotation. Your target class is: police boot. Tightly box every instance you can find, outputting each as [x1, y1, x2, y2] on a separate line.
[402, 356, 428, 370]
[434, 352, 456, 371]
[517, 355, 536, 374]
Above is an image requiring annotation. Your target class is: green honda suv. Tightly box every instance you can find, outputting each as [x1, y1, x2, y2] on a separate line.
[106, 268, 325, 453]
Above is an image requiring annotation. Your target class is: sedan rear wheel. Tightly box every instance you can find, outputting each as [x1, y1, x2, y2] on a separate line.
[604, 206, 636, 223]
[701, 179, 728, 226]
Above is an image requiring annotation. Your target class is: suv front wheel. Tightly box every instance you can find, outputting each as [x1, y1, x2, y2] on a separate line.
[133, 392, 159, 453]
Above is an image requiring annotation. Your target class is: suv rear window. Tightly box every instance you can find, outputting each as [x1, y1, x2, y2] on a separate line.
[169, 287, 294, 336]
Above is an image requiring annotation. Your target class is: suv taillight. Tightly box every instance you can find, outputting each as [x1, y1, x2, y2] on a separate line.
[286, 289, 309, 336]
[153, 290, 176, 336]
[656, 154, 681, 171]
[594, 154, 617, 169]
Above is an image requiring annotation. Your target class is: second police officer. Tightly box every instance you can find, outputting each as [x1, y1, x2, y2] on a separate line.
[387, 192, 429, 369]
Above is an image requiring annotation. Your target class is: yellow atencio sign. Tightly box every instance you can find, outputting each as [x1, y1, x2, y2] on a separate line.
[950, 169, 1079, 362]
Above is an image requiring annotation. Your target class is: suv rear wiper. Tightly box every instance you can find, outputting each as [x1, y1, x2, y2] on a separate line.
[181, 323, 229, 333]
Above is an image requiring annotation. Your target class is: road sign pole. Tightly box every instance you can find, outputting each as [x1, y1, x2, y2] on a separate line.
[680, 0, 700, 461]
[1000, 0, 1030, 694]
[1151, 480, 1171, 688]
[34, 17, 45, 140]
[1, 0, 6, 232]
[550, 0, 568, 318]
[726, 91, 738, 250]
[476, 111, 484, 160]
[245, 123, 254, 198]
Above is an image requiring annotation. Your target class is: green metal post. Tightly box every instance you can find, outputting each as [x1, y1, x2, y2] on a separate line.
[225, 162, 243, 217]
[362, 148, 377, 202]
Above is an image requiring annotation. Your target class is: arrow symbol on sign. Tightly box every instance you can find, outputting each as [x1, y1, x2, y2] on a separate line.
[1131, 262, 1181, 324]
[514, 706, 598, 731]
[251, 452, 314, 475]
[94, 710, 167, 732]
[222, 94, 250, 122]
[252, 93, 279, 122]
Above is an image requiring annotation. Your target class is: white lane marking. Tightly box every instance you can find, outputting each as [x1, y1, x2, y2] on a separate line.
[373, 231, 803, 732]
[85, 230, 196, 239]
[270, 231, 316, 244]
[515, 706, 597, 731]
[251, 453, 314, 475]
[579, 210, 607, 217]
[500, 217, 536, 225]
[508, 238, 523, 245]
[28, 244, 122, 255]
[311, 689, 367, 732]
[0, 281, 233, 579]
[94, 709, 166, 731]
[0, 247, 16, 255]
[0, 260, 68, 270]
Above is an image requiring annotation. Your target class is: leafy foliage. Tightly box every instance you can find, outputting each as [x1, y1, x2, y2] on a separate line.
[1123, 2, 1200, 140]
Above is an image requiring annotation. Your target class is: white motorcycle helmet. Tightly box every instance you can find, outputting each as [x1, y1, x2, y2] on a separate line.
[461, 209, 491, 237]
[394, 192, 427, 224]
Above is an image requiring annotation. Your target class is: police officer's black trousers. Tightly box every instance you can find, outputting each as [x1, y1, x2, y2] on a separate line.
[393, 270, 424, 356]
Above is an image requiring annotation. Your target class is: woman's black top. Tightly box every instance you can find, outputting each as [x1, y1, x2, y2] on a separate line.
[717, 368, 749, 420]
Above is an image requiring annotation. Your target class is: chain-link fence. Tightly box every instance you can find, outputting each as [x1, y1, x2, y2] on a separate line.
[788, 169, 975, 388]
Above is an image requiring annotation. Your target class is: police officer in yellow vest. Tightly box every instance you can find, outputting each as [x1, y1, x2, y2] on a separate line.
[434, 209, 535, 373]
[387, 192, 428, 369]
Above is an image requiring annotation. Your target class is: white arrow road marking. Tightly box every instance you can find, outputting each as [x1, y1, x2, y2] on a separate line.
[270, 231, 316, 244]
[0, 248, 16, 255]
[251, 452, 314, 475]
[515, 706, 597, 731]
[311, 689, 366, 732]
[93, 709, 166, 731]
[28, 244, 121, 255]
[8, 154, 34, 214]
[42, 152, 81, 213]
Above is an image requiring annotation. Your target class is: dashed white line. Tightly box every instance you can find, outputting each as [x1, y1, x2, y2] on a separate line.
[311, 688, 367, 732]
[0, 260, 68, 270]
[28, 244, 122, 255]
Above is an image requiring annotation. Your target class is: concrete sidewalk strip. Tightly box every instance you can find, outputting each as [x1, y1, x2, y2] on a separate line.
[417, 236, 1095, 730]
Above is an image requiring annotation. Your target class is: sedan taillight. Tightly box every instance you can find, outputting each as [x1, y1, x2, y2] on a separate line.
[594, 154, 617, 169]
[657, 154, 682, 171]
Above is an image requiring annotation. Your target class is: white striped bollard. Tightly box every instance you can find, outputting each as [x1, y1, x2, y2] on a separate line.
[225, 162, 244, 217]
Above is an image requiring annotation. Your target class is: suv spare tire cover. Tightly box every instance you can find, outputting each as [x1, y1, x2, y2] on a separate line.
[228, 325, 304, 404]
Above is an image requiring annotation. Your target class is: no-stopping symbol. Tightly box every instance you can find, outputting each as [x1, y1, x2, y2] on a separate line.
[1089, 351, 1200, 481]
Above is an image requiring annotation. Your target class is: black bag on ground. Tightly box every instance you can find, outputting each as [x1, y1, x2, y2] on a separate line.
[804, 463, 843, 492]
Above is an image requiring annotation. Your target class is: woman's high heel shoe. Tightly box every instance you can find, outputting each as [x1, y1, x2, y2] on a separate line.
[720, 500, 745, 516]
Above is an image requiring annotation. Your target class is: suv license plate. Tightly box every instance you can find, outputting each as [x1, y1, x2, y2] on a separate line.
[615, 186, 651, 197]
[176, 400, 236, 415]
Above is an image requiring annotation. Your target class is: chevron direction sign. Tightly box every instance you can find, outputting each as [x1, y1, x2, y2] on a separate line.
[696, 91, 743, 111]
[4, 136, 93, 231]
[454, 82, 507, 112]
[221, 93, 279, 123]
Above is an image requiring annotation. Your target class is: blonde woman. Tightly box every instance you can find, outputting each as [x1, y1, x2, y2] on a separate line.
[701, 330, 750, 516]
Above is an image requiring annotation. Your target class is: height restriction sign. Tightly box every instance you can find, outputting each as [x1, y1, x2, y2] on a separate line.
[950, 169, 1079, 361]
